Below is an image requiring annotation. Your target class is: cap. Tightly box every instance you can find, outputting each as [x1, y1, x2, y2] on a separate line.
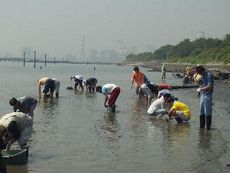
[9, 97, 18, 106]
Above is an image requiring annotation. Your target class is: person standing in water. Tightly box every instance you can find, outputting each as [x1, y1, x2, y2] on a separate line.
[161, 64, 166, 82]
[195, 65, 214, 130]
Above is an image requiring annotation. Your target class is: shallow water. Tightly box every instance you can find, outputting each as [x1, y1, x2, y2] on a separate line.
[0, 62, 229, 173]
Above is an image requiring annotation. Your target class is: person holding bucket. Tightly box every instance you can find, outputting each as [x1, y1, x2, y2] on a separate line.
[96, 84, 121, 112]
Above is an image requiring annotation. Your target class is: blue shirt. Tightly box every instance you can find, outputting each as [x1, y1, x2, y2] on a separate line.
[200, 71, 214, 95]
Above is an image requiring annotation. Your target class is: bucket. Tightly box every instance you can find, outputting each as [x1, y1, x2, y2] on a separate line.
[2, 149, 28, 165]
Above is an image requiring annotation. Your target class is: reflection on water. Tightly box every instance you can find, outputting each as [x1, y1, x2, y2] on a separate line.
[6, 165, 28, 173]
[130, 99, 147, 129]
[162, 123, 191, 153]
[103, 113, 119, 142]
[38, 97, 59, 116]
[196, 129, 228, 172]
[198, 130, 212, 151]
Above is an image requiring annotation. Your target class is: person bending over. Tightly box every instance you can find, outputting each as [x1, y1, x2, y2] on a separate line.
[70, 75, 84, 91]
[9, 96, 37, 118]
[83, 77, 98, 93]
[0, 112, 33, 150]
[96, 84, 120, 108]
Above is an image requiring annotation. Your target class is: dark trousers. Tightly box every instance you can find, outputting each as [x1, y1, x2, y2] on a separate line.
[108, 87, 120, 106]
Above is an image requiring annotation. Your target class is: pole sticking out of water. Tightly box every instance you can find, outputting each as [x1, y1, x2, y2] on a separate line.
[33, 50, 36, 68]
[54, 57, 56, 64]
[45, 54, 47, 67]
[23, 52, 26, 67]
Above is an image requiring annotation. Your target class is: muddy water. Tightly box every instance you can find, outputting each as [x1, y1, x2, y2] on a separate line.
[0, 62, 229, 173]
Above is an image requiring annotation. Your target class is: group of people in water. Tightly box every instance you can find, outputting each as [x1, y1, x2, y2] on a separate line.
[131, 65, 214, 130]
[0, 74, 122, 155]
[69, 75, 121, 110]
[0, 64, 214, 160]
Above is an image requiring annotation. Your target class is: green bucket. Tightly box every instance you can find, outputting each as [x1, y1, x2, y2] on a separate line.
[2, 149, 28, 165]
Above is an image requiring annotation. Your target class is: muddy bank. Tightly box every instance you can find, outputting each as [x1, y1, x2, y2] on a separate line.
[122, 62, 230, 81]
[141, 63, 229, 73]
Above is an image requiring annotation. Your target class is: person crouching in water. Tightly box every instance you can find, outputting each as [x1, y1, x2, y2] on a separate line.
[163, 93, 191, 123]
[96, 84, 121, 112]
[147, 95, 168, 117]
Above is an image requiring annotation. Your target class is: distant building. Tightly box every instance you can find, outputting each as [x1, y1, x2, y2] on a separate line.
[197, 31, 206, 39]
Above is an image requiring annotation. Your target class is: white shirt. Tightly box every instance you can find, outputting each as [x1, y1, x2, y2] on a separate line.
[102, 84, 118, 94]
[147, 96, 165, 114]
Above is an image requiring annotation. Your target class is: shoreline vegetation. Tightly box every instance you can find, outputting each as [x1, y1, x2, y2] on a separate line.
[122, 34, 230, 81]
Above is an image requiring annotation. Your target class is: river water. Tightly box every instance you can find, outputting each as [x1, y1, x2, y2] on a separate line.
[0, 62, 229, 173]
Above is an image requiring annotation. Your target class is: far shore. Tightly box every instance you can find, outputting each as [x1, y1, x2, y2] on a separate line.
[121, 61, 230, 73]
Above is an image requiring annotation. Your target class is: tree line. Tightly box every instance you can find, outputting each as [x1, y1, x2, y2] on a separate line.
[125, 34, 230, 64]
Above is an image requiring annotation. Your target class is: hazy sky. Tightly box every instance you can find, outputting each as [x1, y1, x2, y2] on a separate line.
[0, 0, 230, 57]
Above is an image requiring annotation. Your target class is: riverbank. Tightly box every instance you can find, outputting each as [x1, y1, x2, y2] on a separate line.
[121, 61, 230, 81]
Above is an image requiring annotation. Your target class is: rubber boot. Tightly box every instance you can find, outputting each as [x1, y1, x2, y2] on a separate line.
[200, 115, 205, 129]
[206, 116, 212, 130]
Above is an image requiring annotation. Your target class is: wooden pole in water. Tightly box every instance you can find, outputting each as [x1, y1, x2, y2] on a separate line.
[45, 54, 47, 67]
[23, 52, 26, 67]
[33, 50, 36, 68]
[54, 57, 56, 64]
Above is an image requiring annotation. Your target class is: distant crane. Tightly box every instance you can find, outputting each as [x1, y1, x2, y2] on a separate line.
[80, 35, 87, 64]
[117, 40, 127, 61]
